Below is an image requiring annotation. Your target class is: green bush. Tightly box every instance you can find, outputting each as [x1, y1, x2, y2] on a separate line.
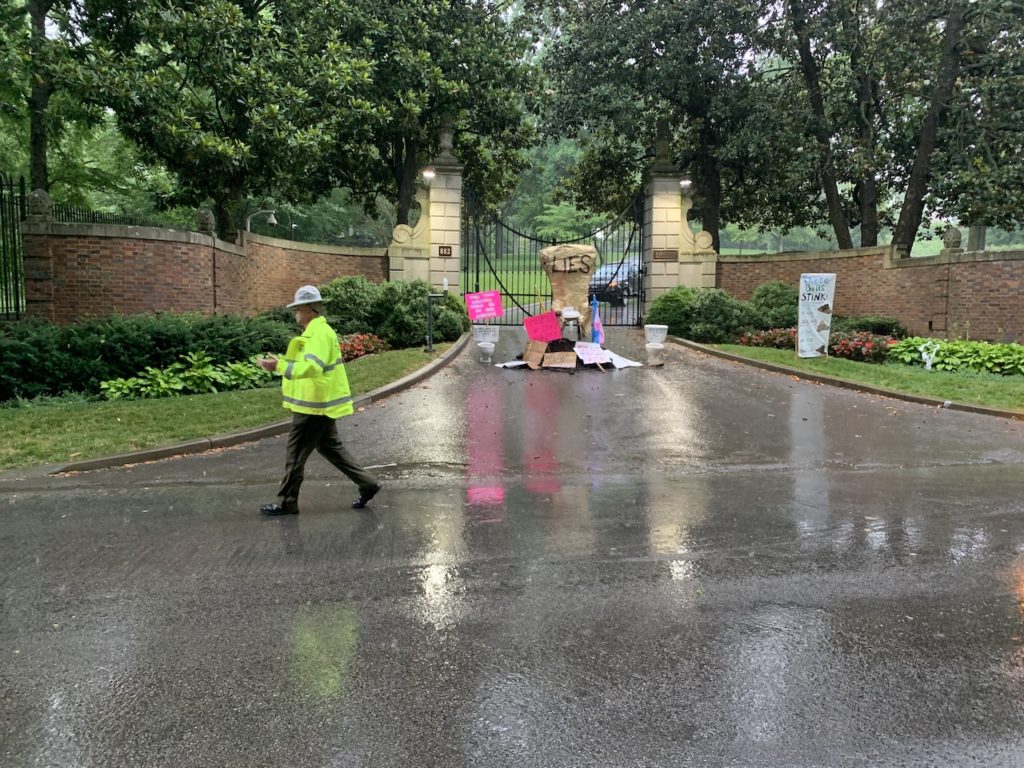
[751, 281, 799, 329]
[321, 276, 384, 336]
[278, 277, 468, 349]
[0, 313, 292, 402]
[832, 315, 909, 338]
[889, 337, 1024, 375]
[100, 352, 272, 400]
[646, 287, 761, 343]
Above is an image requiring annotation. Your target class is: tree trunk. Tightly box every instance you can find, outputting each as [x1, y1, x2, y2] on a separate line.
[214, 183, 243, 241]
[699, 151, 722, 253]
[394, 136, 420, 227]
[892, 6, 967, 256]
[847, 9, 879, 248]
[788, 0, 854, 250]
[28, 0, 55, 192]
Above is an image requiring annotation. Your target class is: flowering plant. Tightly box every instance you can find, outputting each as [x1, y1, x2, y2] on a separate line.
[739, 327, 896, 363]
[339, 333, 389, 362]
[827, 331, 897, 363]
[737, 327, 798, 349]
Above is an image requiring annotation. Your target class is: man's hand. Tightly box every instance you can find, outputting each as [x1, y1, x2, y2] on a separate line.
[258, 356, 278, 372]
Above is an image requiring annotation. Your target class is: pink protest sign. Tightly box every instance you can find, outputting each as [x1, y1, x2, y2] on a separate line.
[465, 290, 503, 321]
[524, 310, 563, 342]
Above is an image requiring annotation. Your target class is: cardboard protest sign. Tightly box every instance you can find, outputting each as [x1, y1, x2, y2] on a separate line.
[542, 351, 578, 369]
[465, 290, 503, 321]
[524, 310, 563, 342]
[523, 340, 547, 369]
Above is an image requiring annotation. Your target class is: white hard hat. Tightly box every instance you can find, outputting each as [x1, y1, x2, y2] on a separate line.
[287, 285, 322, 307]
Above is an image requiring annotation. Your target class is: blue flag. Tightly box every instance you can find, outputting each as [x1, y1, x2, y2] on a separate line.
[591, 295, 604, 346]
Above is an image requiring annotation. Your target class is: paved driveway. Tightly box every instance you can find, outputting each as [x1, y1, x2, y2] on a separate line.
[3, 329, 1024, 767]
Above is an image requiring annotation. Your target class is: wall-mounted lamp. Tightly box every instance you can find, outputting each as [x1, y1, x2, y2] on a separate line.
[679, 177, 693, 192]
[245, 209, 277, 231]
[422, 167, 437, 182]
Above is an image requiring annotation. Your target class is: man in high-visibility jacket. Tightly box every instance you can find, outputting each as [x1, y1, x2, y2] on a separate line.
[257, 285, 380, 516]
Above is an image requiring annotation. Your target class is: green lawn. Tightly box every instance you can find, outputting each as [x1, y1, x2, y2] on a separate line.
[0, 344, 452, 471]
[714, 344, 1024, 412]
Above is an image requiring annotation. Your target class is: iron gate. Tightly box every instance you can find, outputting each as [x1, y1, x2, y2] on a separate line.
[462, 192, 644, 327]
[0, 173, 26, 320]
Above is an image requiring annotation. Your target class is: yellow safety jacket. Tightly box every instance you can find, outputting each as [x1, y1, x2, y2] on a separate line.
[275, 316, 354, 418]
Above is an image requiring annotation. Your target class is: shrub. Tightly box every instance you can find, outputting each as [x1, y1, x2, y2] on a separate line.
[647, 287, 761, 343]
[828, 330, 897, 363]
[339, 333, 389, 361]
[751, 281, 799, 329]
[889, 337, 1024, 375]
[321, 276, 384, 336]
[0, 313, 292, 402]
[371, 280, 468, 348]
[832, 315, 909, 338]
[739, 326, 896, 363]
[738, 327, 798, 349]
[100, 353, 272, 400]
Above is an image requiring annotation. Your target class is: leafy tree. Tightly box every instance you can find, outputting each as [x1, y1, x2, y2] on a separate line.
[74, 0, 385, 237]
[766, 0, 1024, 252]
[343, 0, 541, 226]
[539, 0, 818, 251]
[0, 0, 98, 191]
[539, 0, 1024, 254]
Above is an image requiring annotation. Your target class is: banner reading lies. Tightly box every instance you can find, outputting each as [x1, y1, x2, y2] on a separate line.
[798, 273, 837, 358]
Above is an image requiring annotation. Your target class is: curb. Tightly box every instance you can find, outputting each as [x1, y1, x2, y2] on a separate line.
[52, 333, 472, 474]
[669, 336, 1024, 422]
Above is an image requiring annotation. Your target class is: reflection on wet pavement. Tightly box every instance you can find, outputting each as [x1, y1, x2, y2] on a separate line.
[2, 328, 1024, 766]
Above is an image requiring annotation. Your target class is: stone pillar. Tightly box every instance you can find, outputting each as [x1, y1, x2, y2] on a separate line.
[388, 184, 431, 284]
[389, 118, 463, 292]
[23, 189, 55, 321]
[427, 116, 463, 293]
[641, 119, 718, 313]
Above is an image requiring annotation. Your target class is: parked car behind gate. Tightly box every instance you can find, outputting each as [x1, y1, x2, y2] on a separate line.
[589, 261, 640, 306]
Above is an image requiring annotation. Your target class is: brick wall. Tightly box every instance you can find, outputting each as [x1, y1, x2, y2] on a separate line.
[22, 223, 388, 324]
[717, 246, 1024, 342]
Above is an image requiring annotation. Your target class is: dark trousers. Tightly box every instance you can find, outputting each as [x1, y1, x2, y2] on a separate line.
[277, 413, 378, 506]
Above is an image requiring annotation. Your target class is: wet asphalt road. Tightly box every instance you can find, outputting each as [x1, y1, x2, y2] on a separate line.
[3, 328, 1024, 767]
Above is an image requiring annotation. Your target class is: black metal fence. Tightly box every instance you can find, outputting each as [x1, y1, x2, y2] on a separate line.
[0, 173, 26, 320]
[52, 202, 154, 227]
[462, 191, 645, 327]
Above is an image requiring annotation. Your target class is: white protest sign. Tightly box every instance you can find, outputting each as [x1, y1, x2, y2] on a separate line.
[471, 325, 500, 343]
[797, 273, 837, 358]
[574, 341, 613, 365]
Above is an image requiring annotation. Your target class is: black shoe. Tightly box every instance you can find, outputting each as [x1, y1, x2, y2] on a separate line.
[352, 483, 381, 509]
[260, 501, 298, 516]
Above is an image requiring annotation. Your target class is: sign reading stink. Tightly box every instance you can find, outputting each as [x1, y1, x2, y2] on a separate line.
[465, 290, 503, 321]
[797, 273, 837, 358]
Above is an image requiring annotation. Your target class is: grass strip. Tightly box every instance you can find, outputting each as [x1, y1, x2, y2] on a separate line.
[714, 344, 1024, 413]
[0, 344, 451, 470]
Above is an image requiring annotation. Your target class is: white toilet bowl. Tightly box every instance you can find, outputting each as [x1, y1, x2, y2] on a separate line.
[644, 324, 668, 344]
[478, 341, 495, 362]
[645, 342, 665, 366]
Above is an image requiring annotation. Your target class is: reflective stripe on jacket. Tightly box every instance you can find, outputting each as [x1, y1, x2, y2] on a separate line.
[275, 316, 354, 418]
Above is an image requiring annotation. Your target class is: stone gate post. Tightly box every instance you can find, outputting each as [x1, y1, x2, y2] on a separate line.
[388, 118, 463, 293]
[642, 120, 717, 312]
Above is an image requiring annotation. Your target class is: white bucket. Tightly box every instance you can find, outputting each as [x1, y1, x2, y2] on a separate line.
[478, 341, 495, 362]
[645, 342, 665, 366]
[644, 324, 668, 344]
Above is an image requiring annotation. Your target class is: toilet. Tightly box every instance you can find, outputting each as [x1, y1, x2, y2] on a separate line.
[472, 325, 500, 362]
[644, 324, 668, 366]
